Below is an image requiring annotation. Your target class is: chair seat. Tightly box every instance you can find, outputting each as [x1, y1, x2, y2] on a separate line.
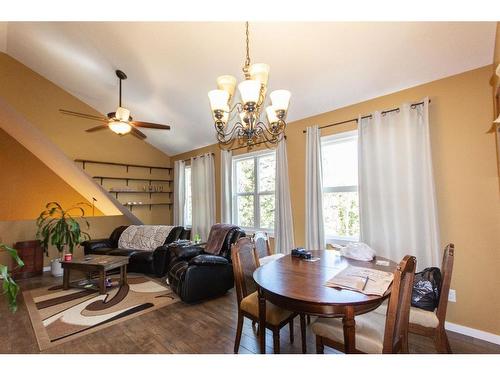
[311, 311, 386, 354]
[409, 306, 439, 328]
[240, 291, 293, 326]
[374, 301, 439, 329]
[259, 253, 286, 266]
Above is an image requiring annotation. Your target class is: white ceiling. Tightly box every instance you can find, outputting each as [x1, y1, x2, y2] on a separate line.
[3, 22, 496, 155]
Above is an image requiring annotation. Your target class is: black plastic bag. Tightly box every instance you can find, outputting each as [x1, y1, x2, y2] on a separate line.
[411, 267, 442, 311]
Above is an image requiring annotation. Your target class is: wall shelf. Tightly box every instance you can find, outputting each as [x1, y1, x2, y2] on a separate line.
[110, 191, 172, 199]
[93, 176, 172, 186]
[75, 159, 172, 173]
[123, 202, 172, 211]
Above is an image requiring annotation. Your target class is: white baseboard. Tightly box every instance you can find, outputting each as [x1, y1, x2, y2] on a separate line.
[445, 321, 500, 345]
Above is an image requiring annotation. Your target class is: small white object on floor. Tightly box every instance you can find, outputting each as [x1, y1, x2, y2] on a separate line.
[375, 260, 390, 266]
[340, 242, 376, 261]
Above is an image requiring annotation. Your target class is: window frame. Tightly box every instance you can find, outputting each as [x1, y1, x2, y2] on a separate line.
[231, 149, 276, 234]
[321, 130, 360, 244]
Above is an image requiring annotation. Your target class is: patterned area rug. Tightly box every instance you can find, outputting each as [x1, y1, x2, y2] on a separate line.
[23, 274, 179, 351]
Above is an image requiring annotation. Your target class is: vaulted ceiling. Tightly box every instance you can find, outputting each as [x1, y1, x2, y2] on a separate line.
[1, 22, 496, 155]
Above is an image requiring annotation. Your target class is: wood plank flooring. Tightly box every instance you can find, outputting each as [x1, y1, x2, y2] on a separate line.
[1, 273, 499, 354]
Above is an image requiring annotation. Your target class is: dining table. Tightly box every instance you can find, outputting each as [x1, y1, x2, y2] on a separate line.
[253, 249, 397, 354]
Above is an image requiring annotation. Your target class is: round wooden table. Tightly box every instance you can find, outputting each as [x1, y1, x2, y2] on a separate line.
[253, 250, 397, 354]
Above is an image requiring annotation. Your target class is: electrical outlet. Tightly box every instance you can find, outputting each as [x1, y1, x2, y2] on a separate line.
[448, 289, 456, 302]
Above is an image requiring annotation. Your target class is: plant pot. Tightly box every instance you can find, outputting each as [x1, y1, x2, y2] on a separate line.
[50, 258, 63, 277]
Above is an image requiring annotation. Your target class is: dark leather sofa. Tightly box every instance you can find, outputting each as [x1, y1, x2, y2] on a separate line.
[167, 226, 245, 303]
[82, 225, 185, 277]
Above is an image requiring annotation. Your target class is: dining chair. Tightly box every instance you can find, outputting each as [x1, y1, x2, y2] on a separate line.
[231, 236, 306, 354]
[252, 231, 286, 266]
[312, 255, 416, 354]
[409, 243, 455, 353]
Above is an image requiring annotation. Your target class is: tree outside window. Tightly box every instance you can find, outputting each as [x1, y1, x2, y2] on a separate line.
[232, 151, 276, 232]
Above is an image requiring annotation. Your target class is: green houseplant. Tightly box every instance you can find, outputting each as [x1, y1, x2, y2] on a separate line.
[0, 243, 24, 312]
[36, 202, 91, 277]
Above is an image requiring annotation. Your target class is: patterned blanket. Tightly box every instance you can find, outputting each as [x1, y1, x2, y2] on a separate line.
[118, 225, 174, 251]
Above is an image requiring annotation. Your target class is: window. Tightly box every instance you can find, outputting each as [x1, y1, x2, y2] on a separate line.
[321, 131, 360, 242]
[184, 165, 192, 226]
[232, 151, 276, 232]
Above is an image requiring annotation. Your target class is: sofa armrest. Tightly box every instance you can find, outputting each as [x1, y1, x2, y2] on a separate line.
[170, 245, 204, 261]
[82, 238, 112, 253]
[188, 254, 229, 266]
[152, 245, 173, 277]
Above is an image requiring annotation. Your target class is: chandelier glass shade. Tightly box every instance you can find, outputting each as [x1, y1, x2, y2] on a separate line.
[208, 22, 290, 147]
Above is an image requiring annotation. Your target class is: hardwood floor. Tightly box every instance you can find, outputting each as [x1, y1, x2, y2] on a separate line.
[1, 273, 499, 354]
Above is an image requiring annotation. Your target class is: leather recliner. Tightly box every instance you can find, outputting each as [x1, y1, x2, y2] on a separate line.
[167, 226, 245, 303]
[82, 225, 186, 277]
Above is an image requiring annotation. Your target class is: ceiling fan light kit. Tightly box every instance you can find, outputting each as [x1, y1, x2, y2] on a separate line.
[208, 22, 291, 147]
[59, 69, 170, 141]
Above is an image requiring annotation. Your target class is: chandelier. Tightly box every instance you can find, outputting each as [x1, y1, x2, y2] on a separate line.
[208, 22, 291, 147]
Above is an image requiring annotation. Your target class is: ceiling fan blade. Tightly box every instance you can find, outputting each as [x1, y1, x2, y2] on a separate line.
[131, 127, 147, 140]
[131, 121, 171, 130]
[60, 109, 108, 122]
[86, 125, 109, 133]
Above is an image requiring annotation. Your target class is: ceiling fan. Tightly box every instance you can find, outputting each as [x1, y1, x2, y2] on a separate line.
[59, 70, 170, 140]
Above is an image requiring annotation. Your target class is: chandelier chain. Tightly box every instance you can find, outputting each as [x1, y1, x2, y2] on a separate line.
[243, 21, 251, 77]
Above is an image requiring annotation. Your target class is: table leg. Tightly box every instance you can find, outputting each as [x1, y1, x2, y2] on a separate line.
[342, 306, 356, 353]
[258, 287, 266, 354]
[99, 269, 106, 295]
[62, 268, 70, 290]
[120, 265, 128, 286]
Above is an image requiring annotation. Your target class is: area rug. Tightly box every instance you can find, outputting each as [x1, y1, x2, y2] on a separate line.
[23, 274, 179, 351]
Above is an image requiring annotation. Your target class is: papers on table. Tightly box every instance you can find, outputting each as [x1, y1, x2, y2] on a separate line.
[325, 265, 394, 296]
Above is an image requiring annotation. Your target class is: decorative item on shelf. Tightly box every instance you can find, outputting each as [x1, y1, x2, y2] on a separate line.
[36, 202, 91, 277]
[208, 22, 291, 148]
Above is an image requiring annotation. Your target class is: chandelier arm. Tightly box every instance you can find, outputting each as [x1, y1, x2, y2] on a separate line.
[216, 122, 245, 141]
[255, 120, 287, 137]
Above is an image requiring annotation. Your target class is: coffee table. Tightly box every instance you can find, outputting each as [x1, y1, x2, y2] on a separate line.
[61, 255, 129, 294]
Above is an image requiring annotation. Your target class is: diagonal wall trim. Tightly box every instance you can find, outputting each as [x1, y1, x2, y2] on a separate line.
[0, 97, 141, 224]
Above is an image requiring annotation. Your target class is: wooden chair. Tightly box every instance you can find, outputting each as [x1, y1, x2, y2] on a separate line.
[252, 231, 285, 266]
[231, 237, 306, 354]
[312, 255, 417, 354]
[409, 243, 454, 353]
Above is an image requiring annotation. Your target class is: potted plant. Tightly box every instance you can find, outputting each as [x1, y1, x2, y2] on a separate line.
[36, 202, 91, 277]
[0, 243, 24, 312]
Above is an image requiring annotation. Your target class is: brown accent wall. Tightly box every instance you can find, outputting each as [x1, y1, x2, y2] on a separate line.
[0, 129, 103, 220]
[172, 65, 500, 335]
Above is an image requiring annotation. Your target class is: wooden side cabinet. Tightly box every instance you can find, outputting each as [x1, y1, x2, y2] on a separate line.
[12, 240, 44, 279]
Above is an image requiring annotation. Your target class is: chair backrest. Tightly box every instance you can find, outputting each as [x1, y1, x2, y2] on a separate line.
[231, 237, 261, 306]
[383, 255, 417, 354]
[436, 243, 455, 325]
[253, 231, 271, 258]
[219, 228, 246, 261]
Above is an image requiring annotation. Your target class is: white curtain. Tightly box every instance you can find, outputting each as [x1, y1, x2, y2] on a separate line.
[220, 150, 233, 224]
[173, 160, 185, 226]
[358, 98, 440, 268]
[191, 153, 216, 241]
[305, 125, 325, 249]
[274, 140, 295, 254]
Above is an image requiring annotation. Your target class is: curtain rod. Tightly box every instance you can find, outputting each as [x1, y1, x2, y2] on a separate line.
[301, 100, 430, 134]
[181, 152, 215, 163]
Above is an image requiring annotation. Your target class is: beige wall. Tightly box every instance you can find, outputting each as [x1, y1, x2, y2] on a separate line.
[0, 215, 131, 268]
[172, 65, 500, 335]
[494, 22, 500, 66]
[0, 52, 173, 225]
